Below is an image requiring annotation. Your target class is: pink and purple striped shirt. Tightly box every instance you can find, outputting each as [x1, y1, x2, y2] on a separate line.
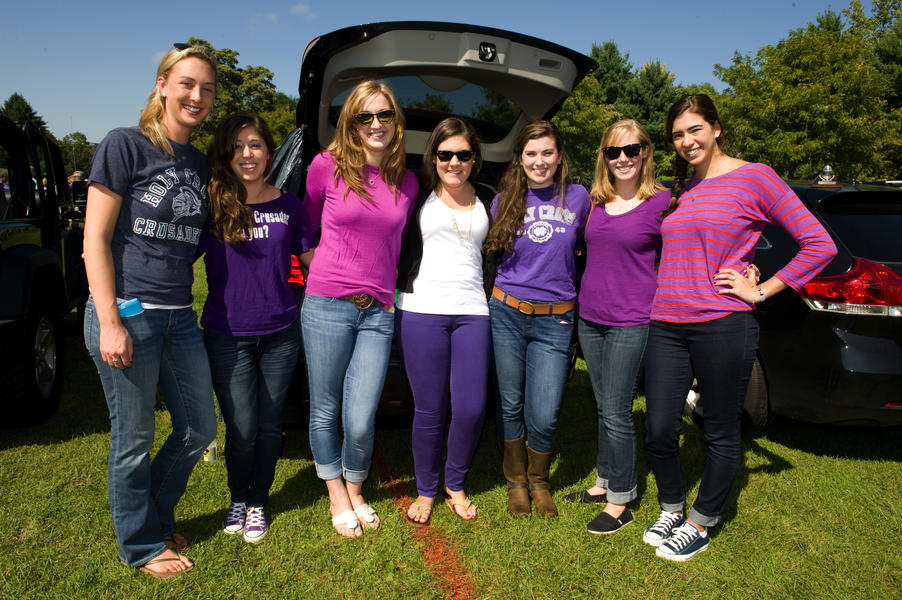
[650, 163, 837, 323]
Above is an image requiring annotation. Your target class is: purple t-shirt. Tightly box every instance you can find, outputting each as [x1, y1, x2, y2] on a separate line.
[200, 192, 314, 336]
[492, 183, 591, 303]
[303, 151, 418, 306]
[578, 189, 671, 326]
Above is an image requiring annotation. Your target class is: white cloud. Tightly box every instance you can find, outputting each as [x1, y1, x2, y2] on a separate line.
[290, 2, 315, 19]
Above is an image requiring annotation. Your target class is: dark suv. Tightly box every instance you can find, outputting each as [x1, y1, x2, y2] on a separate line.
[0, 116, 89, 424]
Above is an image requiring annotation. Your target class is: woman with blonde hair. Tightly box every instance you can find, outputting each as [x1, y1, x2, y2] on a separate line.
[83, 43, 218, 578]
[485, 120, 590, 518]
[563, 119, 670, 534]
[302, 80, 418, 537]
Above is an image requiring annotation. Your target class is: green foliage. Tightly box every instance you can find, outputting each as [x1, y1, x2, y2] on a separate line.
[472, 89, 520, 128]
[59, 132, 95, 175]
[1, 93, 53, 140]
[407, 93, 454, 114]
[552, 76, 621, 184]
[260, 92, 299, 147]
[185, 37, 279, 153]
[715, 6, 901, 180]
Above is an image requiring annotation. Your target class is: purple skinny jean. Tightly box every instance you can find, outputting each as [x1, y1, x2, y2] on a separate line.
[396, 310, 489, 497]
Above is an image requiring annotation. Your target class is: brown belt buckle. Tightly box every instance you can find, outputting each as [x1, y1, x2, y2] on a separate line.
[350, 293, 375, 310]
[516, 300, 536, 315]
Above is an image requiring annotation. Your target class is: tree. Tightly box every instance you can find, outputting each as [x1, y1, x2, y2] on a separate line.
[185, 38, 278, 152]
[60, 132, 95, 174]
[260, 92, 299, 147]
[553, 76, 621, 184]
[715, 8, 898, 180]
[589, 42, 632, 105]
[1, 93, 53, 139]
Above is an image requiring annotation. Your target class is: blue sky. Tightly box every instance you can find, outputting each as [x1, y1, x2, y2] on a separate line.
[2, 0, 863, 143]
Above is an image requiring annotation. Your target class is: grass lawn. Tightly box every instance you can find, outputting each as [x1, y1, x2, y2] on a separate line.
[1, 274, 900, 599]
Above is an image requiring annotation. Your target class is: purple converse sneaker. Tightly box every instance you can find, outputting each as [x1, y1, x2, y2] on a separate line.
[223, 501, 247, 535]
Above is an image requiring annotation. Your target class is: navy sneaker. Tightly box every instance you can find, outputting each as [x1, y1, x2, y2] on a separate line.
[655, 521, 709, 562]
[586, 508, 633, 534]
[563, 490, 607, 504]
[642, 510, 685, 547]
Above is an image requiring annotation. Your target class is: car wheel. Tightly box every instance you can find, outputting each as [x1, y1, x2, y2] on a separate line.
[9, 301, 63, 424]
[742, 358, 769, 429]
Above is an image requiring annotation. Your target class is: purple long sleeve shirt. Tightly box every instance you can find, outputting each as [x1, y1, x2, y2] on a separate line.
[650, 163, 837, 323]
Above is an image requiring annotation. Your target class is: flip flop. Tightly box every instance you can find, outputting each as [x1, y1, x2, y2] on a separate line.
[403, 500, 433, 528]
[444, 496, 477, 521]
[122, 553, 194, 579]
[331, 509, 361, 538]
[164, 532, 190, 551]
[354, 503, 381, 530]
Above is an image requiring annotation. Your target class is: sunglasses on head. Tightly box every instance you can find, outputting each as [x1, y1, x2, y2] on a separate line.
[435, 149, 474, 162]
[173, 42, 191, 50]
[353, 110, 396, 125]
[602, 143, 643, 160]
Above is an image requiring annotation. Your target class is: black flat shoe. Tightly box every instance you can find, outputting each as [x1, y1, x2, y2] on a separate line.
[563, 490, 607, 504]
[586, 508, 633, 535]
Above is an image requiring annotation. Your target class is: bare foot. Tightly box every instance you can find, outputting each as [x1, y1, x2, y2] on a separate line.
[602, 502, 627, 519]
[139, 549, 193, 577]
[586, 485, 607, 496]
[406, 496, 435, 524]
[445, 488, 477, 520]
[326, 478, 362, 538]
[347, 480, 380, 530]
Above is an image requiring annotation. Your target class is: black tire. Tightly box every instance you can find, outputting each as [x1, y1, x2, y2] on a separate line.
[742, 358, 769, 430]
[9, 302, 64, 425]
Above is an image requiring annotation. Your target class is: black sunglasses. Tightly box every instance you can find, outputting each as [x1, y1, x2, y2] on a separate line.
[353, 110, 396, 125]
[602, 143, 643, 160]
[173, 42, 192, 50]
[435, 150, 474, 162]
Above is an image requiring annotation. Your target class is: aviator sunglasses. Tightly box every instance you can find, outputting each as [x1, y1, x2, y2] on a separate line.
[435, 149, 474, 162]
[602, 143, 644, 160]
[353, 110, 396, 125]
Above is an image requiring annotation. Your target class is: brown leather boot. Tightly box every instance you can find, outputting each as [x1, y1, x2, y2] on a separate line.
[502, 437, 531, 517]
[526, 443, 558, 518]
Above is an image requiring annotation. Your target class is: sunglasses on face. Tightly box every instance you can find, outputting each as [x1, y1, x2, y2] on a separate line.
[353, 110, 396, 125]
[602, 143, 643, 160]
[435, 150, 474, 162]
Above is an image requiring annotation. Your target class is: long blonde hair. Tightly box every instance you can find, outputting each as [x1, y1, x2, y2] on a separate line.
[590, 119, 664, 205]
[484, 120, 569, 254]
[327, 80, 406, 202]
[139, 45, 218, 159]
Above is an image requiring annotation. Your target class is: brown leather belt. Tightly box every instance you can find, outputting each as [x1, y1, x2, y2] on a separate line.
[492, 286, 575, 315]
[340, 293, 393, 312]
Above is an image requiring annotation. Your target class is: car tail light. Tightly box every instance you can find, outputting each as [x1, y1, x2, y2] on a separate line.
[800, 257, 902, 317]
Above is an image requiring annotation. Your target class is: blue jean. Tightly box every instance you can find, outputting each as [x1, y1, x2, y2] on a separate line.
[204, 320, 299, 507]
[84, 298, 217, 567]
[301, 294, 394, 482]
[644, 312, 758, 527]
[577, 319, 647, 504]
[397, 310, 489, 497]
[489, 296, 574, 453]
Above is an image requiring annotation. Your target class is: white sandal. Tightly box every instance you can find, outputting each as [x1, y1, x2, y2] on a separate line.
[354, 503, 380, 530]
[331, 510, 361, 537]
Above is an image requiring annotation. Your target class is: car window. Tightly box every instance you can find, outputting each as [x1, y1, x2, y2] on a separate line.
[329, 75, 520, 143]
[817, 192, 902, 263]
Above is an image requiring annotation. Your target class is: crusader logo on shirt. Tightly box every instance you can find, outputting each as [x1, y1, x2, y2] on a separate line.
[171, 186, 203, 222]
[527, 220, 554, 243]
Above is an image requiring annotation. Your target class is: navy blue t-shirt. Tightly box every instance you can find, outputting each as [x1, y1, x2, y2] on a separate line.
[89, 127, 207, 306]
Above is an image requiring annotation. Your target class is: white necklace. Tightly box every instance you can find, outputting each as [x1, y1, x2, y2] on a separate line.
[450, 204, 473, 244]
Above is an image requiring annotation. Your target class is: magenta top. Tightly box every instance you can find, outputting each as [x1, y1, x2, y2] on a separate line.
[303, 151, 418, 306]
[650, 163, 837, 323]
[579, 189, 671, 326]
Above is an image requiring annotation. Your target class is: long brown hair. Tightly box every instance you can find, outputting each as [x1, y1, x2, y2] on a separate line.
[590, 119, 664, 205]
[666, 94, 724, 203]
[206, 112, 276, 244]
[138, 44, 218, 159]
[484, 120, 568, 254]
[327, 80, 406, 202]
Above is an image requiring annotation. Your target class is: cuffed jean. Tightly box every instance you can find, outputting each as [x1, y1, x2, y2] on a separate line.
[578, 319, 647, 505]
[301, 294, 394, 482]
[397, 310, 489, 498]
[84, 298, 217, 567]
[644, 311, 758, 527]
[204, 320, 299, 508]
[489, 296, 574, 453]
